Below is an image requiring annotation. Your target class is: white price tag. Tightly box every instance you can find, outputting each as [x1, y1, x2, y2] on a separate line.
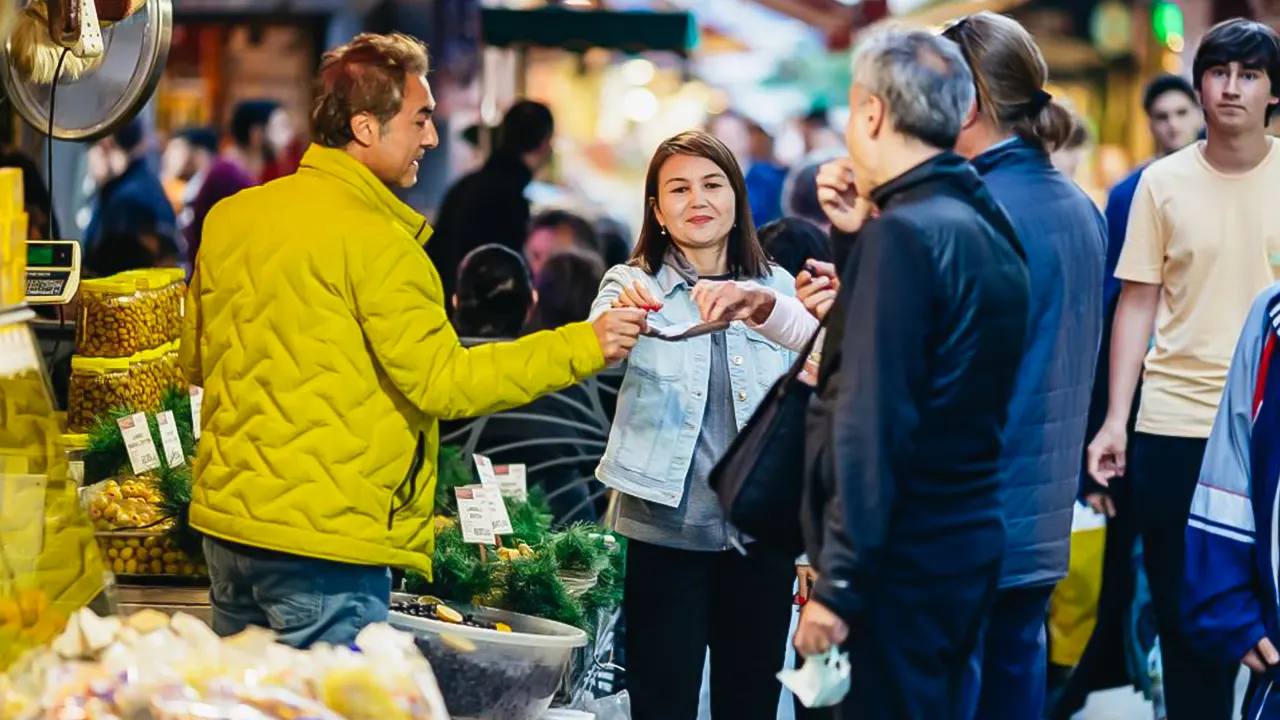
[473, 454, 499, 489]
[117, 413, 160, 474]
[156, 411, 185, 468]
[455, 487, 496, 545]
[189, 386, 203, 440]
[471, 485, 513, 535]
[495, 464, 528, 502]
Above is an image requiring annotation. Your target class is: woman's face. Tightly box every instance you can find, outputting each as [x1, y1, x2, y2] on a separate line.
[652, 153, 736, 253]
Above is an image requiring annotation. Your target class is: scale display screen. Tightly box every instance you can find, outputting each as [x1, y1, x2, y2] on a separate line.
[24, 241, 81, 305]
[27, 244, 54, 266]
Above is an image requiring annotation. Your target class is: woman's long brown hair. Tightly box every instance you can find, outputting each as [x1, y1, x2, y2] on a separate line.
[630, 130, 771, 279]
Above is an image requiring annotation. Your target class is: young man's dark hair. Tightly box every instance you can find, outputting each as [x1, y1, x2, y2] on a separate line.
[1143, 74, 1197, 115]
[498, 100, 554, 154]
[1192, 18, 1280, 123]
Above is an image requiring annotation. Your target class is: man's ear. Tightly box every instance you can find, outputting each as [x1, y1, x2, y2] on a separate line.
[867, 95, 887, 140]
[962, 99, 979, 130]
[349, 112, 379, 147]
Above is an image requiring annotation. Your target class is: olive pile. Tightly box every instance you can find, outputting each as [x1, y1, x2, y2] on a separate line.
[390, 597, 512, 632]
[76, 272, 185, 359]
[67, 360, 133, 433]
[161, 344, 186, 389]
[77, 288, 164, 358]
[159, 278, 185, 340]
[129, 354, 165, 412]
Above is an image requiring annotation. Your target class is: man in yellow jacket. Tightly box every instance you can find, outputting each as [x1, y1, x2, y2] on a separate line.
[180, 32, 646, 648]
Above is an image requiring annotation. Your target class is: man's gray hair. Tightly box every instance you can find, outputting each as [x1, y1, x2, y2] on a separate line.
[851, 29, 975, 149]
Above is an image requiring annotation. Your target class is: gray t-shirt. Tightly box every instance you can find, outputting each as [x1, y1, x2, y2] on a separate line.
[614, 328, 738, 551]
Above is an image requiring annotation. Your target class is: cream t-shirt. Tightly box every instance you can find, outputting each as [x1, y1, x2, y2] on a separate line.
[1116, 139, 1280, 438]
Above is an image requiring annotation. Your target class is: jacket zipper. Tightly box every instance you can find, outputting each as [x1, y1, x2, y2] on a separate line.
[388, 432, 426, 530]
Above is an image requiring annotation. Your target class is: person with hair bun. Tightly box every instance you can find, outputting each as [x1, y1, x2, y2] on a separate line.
[452, 244, 536, 338]
[941, 12, 1107, 718]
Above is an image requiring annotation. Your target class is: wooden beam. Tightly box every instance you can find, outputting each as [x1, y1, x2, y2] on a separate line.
[745, 0, 855, 34]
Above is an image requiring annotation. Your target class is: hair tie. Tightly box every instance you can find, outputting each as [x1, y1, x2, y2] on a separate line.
[1027, 89, 1053, 115]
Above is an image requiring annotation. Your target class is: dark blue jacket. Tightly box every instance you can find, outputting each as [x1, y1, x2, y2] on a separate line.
[84, 158, 178, 274]
[1102, 164, 1147, 309]
[971, 138, 1107, 589]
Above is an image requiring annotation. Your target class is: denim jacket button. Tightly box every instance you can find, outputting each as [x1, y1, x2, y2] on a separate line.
[732, 355, 743, 365]
[737, 391, 747, 402]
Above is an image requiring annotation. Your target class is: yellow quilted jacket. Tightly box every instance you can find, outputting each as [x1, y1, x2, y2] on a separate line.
[180, 145, 605, 575]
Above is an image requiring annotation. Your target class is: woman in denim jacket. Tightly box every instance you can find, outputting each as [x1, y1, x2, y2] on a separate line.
[589, 130, 798, 720]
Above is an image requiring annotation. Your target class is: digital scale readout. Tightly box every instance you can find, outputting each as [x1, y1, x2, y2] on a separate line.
[24, 240, 81, 305]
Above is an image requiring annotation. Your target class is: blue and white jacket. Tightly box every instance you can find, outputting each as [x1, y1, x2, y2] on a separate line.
[1185, 281, 1280, 718]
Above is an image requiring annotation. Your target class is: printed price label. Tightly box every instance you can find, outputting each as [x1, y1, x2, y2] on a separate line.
[189, 386, 203, 440]
[472, 485, 513, 535]
[495, 464, 528, 502]
[473, 454, 499, 489]
[117, 413, 160, 474]
[455, 487, 496, 544]
[156, 411, 185, 468]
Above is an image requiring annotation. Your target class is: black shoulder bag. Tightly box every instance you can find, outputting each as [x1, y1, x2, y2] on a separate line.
[709, 318, 826, 556]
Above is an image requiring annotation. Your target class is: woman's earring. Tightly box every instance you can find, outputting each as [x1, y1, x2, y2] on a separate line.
[660, 226, 667, 235]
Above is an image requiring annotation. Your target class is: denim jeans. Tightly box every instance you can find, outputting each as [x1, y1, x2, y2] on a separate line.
[203, 536, 391, 649]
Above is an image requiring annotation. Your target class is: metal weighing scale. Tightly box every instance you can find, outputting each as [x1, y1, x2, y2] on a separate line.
[24, 240, 81, 305]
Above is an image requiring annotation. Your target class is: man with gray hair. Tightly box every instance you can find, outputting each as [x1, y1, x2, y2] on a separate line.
[791, 29, 1030, 718]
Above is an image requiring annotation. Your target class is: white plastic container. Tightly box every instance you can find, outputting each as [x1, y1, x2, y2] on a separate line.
[388, 593, 588, 720]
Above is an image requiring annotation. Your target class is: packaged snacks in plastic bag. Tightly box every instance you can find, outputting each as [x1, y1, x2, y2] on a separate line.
[0, 609, 450, 720]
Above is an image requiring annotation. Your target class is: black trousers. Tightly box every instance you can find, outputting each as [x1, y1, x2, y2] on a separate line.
[623, 539, 796, 720]
[1130, 432, 1237, 720]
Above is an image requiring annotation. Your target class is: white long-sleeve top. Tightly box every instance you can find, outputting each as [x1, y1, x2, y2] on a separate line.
[747, 290, 821, 353]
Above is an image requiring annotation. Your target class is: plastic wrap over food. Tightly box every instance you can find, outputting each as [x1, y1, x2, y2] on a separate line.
[0, 609, 451, 720]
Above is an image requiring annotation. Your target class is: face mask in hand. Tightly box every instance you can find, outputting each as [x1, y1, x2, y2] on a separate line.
[777, 647, 851, 708]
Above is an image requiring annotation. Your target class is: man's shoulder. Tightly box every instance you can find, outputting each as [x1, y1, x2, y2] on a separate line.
[1139, 144, 1204, 187]
[1107, 164, 1148, 203]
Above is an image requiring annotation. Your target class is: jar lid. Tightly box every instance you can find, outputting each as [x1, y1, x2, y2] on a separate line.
[60, 433, 89, 449]
[134, 345, 167, 363]
[71, 355, 133, 373]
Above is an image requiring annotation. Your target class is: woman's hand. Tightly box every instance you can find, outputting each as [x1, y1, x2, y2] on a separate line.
[797, 564, 819, 602]
[611, 280, 664, 312]
[690, 280, 775, 324]
[795, 262, 839, 321]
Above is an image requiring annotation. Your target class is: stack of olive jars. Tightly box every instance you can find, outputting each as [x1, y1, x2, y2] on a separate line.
[67, 269, 187, 433]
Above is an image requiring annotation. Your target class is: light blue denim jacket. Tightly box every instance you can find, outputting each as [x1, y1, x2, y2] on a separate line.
[589, 261, 798, 507]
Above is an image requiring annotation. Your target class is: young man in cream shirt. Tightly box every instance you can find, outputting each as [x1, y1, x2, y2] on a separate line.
[1087, 19, 1280, 720]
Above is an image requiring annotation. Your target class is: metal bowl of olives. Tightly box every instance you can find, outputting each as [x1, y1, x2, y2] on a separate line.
[388, 593, 586, 720]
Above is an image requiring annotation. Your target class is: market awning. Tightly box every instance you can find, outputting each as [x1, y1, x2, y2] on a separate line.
[742, 0, 858, 46]
[479, 7, 698, 57]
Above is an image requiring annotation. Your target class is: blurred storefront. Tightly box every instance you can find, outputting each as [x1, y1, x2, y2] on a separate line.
[463, 2, 831, 230]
